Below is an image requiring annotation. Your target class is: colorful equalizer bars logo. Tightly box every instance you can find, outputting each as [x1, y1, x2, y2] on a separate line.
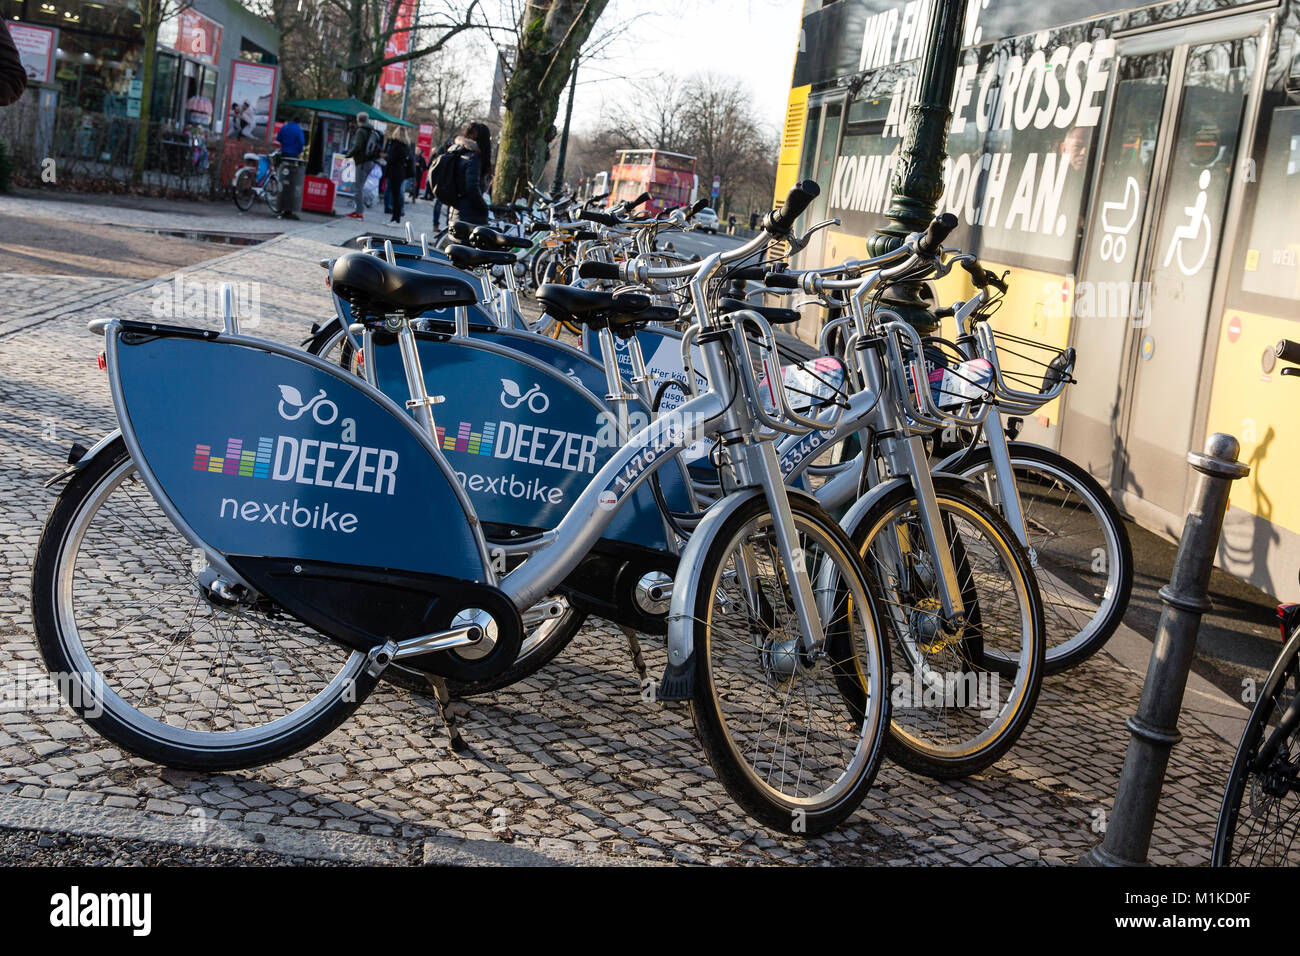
[192, 437, 274, 478]
[435, 421, 497, 457]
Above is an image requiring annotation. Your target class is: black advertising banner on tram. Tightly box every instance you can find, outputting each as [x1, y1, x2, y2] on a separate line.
[791, 0, 1261, 89]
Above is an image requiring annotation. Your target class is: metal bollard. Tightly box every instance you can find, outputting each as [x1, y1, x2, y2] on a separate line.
[1082, 433, 1249, 867]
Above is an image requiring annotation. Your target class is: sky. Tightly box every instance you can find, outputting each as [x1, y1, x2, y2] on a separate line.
[449, 0, 806, 137]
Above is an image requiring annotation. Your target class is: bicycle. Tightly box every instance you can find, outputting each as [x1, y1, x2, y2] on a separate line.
[312, 208, 1048, 779]
[232, 149, 283, 213]
[32, 182, 896, 835]
[1213, 338, 1300, 865]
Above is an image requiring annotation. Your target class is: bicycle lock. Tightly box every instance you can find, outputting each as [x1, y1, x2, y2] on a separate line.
[1082, 432, 1249, 866]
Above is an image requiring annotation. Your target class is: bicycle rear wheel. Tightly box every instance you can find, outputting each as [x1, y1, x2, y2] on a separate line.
[849, 477, 1044, 779]
[1213, 626, 1300, 865]
[949, 442, 1132, 674]
[30, 438, 374, 770]
[232, 168, 256, 212]
[688, 493, 890, 835]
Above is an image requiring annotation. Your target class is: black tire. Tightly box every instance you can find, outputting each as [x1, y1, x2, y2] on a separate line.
[264, 169, 281, 210]
[31, 438, 375, 771]
[947, 442, 1133, 674]
[1213, 625, 1300, 865]
[688, 493, 891, 835]
[849, 476, 1044, 779]
[232, 168, 256, 212]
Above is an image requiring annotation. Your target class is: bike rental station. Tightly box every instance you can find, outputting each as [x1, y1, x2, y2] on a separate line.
[777, 0, 1300, 601]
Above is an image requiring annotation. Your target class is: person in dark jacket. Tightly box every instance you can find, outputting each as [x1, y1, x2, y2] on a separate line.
[386, 128, 413, 224]
[448, 122, 492, 226]
[0, 23, 29, 106]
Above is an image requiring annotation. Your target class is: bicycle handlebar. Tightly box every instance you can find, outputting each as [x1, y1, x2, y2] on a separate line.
[762, 180, 820, 236]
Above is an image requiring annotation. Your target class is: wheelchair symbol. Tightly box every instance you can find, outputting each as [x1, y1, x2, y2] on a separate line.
[1162, 169, 1213, 277]
[499, 378, 550, 414]
[1098, 176, 1140, 263]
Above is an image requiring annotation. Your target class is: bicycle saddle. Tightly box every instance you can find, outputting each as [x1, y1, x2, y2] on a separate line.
[537, 284, 678, 332]
[446, 244, 519, 269]
[329, 252, 478, 315]
[469, 225, 532, 251]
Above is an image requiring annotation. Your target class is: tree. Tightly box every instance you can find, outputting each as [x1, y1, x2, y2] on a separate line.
[337, 0, 484, 103]
[404, 48, 486, 149]
[491, 0, 611, 203]
[579, 71, 778, 216]
[678, 72, 765, 216]
[132, 0, 193, 185]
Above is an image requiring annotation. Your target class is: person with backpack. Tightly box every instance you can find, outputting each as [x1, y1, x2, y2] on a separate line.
[385, 127, 415, 224]
[429, 123, 491, 227]
[345, 111, 382, 220]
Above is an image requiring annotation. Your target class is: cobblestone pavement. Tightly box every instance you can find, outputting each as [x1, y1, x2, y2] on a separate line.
[0, 199, 1247, 865]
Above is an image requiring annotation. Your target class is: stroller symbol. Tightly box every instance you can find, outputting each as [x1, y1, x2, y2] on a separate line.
[1099, 176, 1140, 263]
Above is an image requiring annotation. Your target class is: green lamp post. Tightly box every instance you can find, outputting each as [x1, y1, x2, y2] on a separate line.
[866, 0, 968, 333]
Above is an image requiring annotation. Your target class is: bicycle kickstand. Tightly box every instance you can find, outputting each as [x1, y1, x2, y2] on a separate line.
[619, 625, 648, 682]
[425, 674, 472, 753]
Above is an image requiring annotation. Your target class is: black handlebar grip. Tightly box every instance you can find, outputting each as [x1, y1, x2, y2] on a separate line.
[628, 191, 652, 210]
[580, 208, 618, 227]
[577, 261, 622, 281]
[528, 220, 550, 234]
[764, 180, 820, 235]
[917, 213, 958, 258]
[764, 272, 799, 289]
[689, 197, 708, 217]
[1276, 340, 1300, 364]
[727, 266, 769, 280]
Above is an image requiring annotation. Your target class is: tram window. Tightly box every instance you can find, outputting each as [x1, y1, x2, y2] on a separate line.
[1238, 105, 1300, 304]
[938, 35, 1112, 271]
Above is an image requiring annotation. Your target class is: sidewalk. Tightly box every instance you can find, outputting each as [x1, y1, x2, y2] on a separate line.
[0, 194, 1249, 866]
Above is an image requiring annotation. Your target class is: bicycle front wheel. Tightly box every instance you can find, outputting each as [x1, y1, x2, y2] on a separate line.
[949, 442, 1132, 674]
[688, 493, 890, 835]
[850, 476, 1044, 779]
[1213, 626, 1300, 865]
[30, 438, 375, 771]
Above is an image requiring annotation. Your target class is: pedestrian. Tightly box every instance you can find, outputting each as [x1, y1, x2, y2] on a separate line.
[749, 210, 758, 230]
[447, 122, 492, 227]
[427, 136, 453, 229]
[412, 149, 428, 203]
[274, 117, 305, 220]
[0, 24, 28, 106]
[386, 127, 414, 224]
[727, 212, 737, 235]
[345, 111, 382, 220]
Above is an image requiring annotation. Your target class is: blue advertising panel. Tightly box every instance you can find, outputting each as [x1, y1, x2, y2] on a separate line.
[112, 329, 486, 581]
[369, 336, 682, 550]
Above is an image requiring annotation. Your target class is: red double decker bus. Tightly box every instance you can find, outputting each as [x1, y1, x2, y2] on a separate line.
[608, 149, 697, 216]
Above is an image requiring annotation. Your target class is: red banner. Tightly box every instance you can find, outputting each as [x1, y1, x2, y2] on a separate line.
[417, 123, 433, 156]
[177, 11, 222, 66]
[379, 0, 415, 95]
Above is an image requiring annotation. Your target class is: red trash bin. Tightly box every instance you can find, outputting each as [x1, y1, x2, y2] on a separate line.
[302, 176, 336, 214]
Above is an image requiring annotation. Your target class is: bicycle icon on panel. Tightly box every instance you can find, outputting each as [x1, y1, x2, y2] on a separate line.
[1162, 169, 1214, 277]
[499, 378, 550, 414]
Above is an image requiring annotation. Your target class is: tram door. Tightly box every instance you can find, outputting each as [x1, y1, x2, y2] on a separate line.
[1061, 14, 1267, 520]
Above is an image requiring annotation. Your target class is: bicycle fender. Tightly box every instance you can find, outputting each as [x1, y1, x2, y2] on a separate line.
[42, 428, 123, 487]
[835, 476, 912, 541]
[659, 485, 820, 701]
[104, 319, 501, 658]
